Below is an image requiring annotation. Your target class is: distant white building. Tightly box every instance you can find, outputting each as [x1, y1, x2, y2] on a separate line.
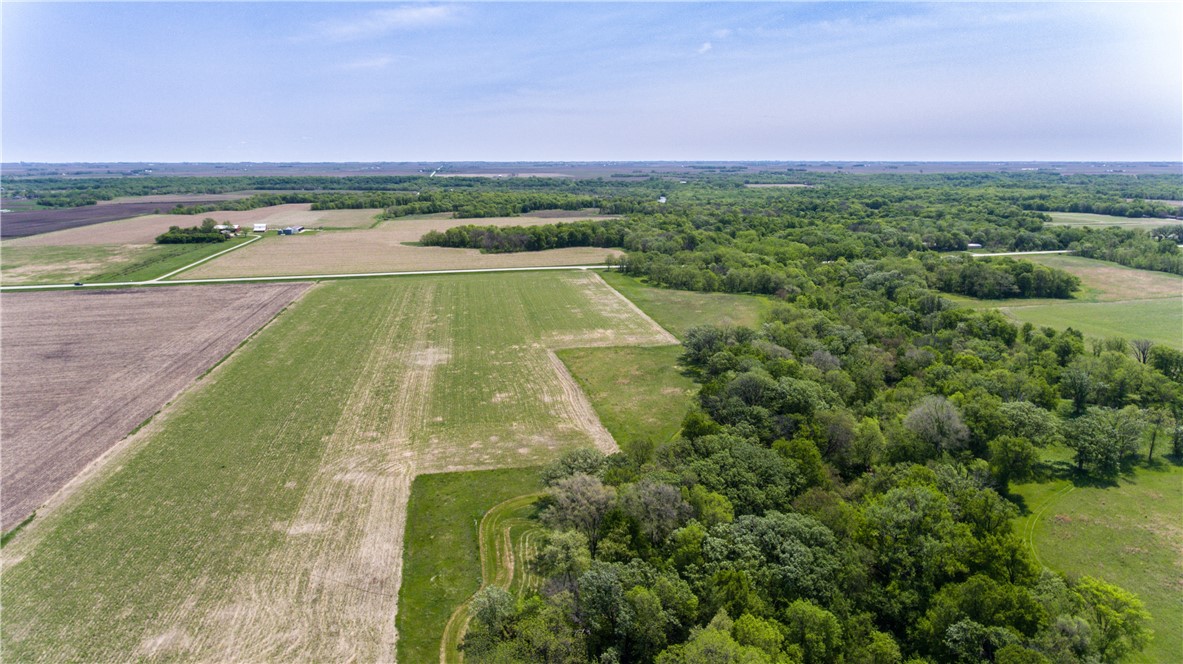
[253, 223, 267, 233]
[658, 196, 667, 204]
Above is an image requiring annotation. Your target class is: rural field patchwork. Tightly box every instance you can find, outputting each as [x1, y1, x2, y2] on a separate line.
[0, 283, 310, 532]
[175, 212, 622, 279]
[1, 271, 675, 662]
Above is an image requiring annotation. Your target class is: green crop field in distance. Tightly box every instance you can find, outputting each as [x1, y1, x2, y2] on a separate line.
[598, 270, 770, 339]
[1014, 462, 1183, 664]
[397, 468, 543, 664]
[558, 345, 696, 454]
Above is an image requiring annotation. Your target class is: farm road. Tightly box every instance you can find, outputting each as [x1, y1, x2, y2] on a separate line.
[0, 263, 612, 291]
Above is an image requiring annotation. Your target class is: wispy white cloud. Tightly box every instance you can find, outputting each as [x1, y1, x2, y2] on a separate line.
[317, 5, 458, 42]
[340, 56, 395, 71]
[697, 41, 712, 55]
[712, 28, 733, 40]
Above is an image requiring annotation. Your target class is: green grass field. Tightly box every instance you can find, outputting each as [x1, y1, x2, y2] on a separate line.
[952, 254, 1183, 349]
[398, 469, 543, 664]
[598, 270, 769, 339]
[0, 238, 251, 285]
[1046, 212, 1178, 229]
[558, 345, 696, 454]
[1014, 462, 1183, 663]
[1001, 299, 1182, 349]
[1, 271, 673, 661]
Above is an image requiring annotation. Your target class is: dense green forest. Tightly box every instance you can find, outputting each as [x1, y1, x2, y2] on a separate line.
[460, 270, 1180, 663]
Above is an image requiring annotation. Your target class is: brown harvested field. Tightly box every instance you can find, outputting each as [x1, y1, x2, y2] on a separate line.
[0, 199, 241, 239]
[7, 204, 383, 247]
[178, 213, 622, 279]
[0, 282, 310, 531]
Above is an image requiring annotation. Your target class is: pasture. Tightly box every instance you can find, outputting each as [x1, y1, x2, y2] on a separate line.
[966, 254, 1183, 348]
[1015, 463, 1183, 664]
[597, 271, 770, 338]
[176, 212, 622, 279]
[1, 271, 672, 661]
[0, 283, 310, 532]
[1046, 212, 1178, 229]
[398, 469, 543, 664]
[1001, 299, 1182, 349]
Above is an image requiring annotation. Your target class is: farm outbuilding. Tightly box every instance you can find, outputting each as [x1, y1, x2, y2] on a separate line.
[253, 223, 268, 232]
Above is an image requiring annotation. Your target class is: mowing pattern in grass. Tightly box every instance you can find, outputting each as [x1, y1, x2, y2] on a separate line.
[598, 270, 769, 339]
[558, 345, 696, 453]
[439, 490, 545, 664]
[1, 271, 672, 662]
[397, 469, 543, 664]
[1014, 463, 1183, 664]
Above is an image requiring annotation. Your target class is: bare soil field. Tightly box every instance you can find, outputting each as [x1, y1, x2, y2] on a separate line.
[0, 199, 241, 239]
[0, 282, 309, 531]
[7, 204, 383, 247]
[179, 213, 621, 279]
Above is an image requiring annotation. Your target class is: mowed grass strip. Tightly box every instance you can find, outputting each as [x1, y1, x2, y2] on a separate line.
[598, 270, 770, 339]
[1014, 463, 1183, 664]
[558, 345, 696, 453]
[398, 468, 543, 664]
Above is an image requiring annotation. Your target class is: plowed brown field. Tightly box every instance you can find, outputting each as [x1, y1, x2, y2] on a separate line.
[0, 283, 310, 531]
[177, 213, 621, 279]
[6, 204, 383, 247]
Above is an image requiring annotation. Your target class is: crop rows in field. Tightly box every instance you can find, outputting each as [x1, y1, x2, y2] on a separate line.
[1, 271, 675, 662]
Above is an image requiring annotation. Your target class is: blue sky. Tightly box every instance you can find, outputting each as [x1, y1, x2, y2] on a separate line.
[3, 1, 1180, 162]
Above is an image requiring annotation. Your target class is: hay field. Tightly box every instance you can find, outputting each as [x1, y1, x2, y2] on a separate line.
[988, 255, 1182, 348]
[0, 283, 310, 532]
[1046, 212, 1178, 229]
[177, 213, 622, 279]
[1, 271, 674, 662]
[6, 204, 383, 247]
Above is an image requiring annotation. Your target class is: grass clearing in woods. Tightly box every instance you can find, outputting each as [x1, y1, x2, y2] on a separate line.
[597, 270, 770, 339]
[1013, 461, 1183, 664]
